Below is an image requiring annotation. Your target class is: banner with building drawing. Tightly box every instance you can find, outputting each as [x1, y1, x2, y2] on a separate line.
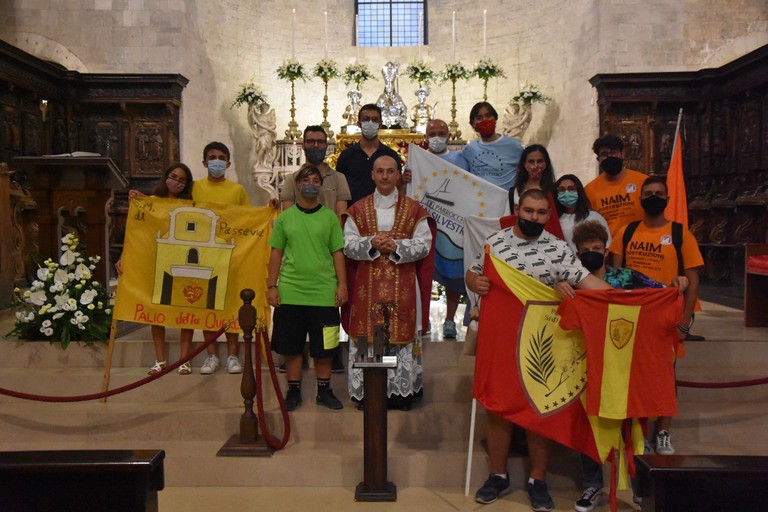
[113, 197, 277, 332]
[405, 144, 508, 293]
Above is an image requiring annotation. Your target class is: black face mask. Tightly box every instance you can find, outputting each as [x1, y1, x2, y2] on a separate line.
[641, 195, 668, 216]
[600, 156, 624, 176]
[579, 251, 605, 273]
[517, 218, 546, 238]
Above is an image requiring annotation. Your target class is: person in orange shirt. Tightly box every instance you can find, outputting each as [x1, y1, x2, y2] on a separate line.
[609, 175, 704, 457]
[584, 135, 646, 240]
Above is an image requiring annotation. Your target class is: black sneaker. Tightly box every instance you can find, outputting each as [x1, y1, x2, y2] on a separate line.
[527, 479, 554, 512]
[574, 486, 603, 512]
[316, 388, 343, 410]
[474, 473, 511, 504]
[284, 387, 302, 411]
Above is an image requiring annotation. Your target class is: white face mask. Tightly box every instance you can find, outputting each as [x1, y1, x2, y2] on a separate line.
[360, 121, 379, 140]
[428, 136, 448, 154]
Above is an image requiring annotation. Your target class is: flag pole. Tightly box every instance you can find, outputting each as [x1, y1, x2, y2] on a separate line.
[671, 108, 683, 155]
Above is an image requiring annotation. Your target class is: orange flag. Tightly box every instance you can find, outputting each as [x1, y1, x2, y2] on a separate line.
[664, 126, 688, 228]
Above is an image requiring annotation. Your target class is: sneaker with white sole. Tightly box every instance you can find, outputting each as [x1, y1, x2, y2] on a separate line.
[227, 355, 243, 374]
[574, 487, 603, 512]
[200, 355, 220, 374]
[474, 473, 511, 504]
[527, 479, 554, 512]
[655, 430, 675, 455]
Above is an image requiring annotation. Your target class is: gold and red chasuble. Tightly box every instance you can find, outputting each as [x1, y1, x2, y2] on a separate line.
[344, 194, 431, 344]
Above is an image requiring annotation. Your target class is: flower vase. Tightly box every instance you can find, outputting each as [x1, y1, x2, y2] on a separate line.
[320, 78, 334, 140]
[449, 78, 461, 141]
[285, 79, 301, 140]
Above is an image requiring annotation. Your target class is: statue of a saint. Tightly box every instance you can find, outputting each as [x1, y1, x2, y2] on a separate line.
[375, 61, 409, 129]
[248, 101, 278, 197]
[342, 90, 362, 134]
[410, 87, 435, 134]
[502, 102, 532, 140]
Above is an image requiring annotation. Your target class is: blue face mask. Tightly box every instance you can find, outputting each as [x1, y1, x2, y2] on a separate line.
[557, 191, 579, 208]
[207, 159, 227, 177]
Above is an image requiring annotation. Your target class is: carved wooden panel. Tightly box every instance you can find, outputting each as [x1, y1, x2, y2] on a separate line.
[590, 44, 768, 296]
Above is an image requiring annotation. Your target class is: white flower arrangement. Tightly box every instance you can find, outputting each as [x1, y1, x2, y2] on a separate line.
[231, 81, 268, 109]
[405, 60, 435, 85]
[473, 58, 506, 81]
[512, 81, 552, 106]
[342, 63, 375, 88]
[440, 62, 471, 82]
[276, 59, 310, 82]
[7, 233, 112, 348]
[313, 59, 339, 82]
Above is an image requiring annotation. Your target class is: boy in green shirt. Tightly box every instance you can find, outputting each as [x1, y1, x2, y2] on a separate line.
[267, 164, 348, 410]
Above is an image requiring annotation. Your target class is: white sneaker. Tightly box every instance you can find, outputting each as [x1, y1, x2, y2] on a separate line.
[655, 430, 675, 455]
[227, 355, 243, 374]
[200, 355, 220, 374]
[574, 487, 603, 512]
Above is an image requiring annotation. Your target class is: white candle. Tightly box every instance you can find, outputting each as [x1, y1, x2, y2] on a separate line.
[291, 8, 296, 59]
[483, 10, 487, 56]
[355, 14, 360, 62]
[324, 11, 328, 58]
[452, 11, 456, 62]
[418, 11, 423, 61]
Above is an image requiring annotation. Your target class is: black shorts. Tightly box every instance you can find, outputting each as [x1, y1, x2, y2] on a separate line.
[271, 304, 340, 359]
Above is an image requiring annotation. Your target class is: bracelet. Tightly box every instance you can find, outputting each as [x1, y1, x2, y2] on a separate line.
[676, 323, 690, 334]
[267, 285, 278, 289]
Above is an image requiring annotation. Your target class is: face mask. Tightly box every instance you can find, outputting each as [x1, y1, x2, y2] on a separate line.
[304, 147, 326, 165]
[299, 183, 321, 199]
[600, 156, 623, 176]
[207, 159, 227, 177]
[474, 119, 496, 137]
[166, 178, 186, 196]
[517, 218, 546, 238]
[557, 191, 579, 208]
[579, 251, 605, 273]
[360, 121, 379, 140]
[640, 195, 668, 216]
[428, 136, 448, 154]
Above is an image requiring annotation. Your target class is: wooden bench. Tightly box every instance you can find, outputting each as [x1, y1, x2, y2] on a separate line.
[0, 449, 165, 512]
[636, 454, 768, 511]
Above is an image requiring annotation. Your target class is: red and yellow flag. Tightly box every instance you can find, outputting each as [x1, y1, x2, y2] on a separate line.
[558, 288, 681, 420]
[474, 252, 601, 462]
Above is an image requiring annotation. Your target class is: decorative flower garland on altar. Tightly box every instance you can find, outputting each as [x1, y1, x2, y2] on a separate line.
[8, 233, 112, 348]
[441, 62, 471, 82]
[473, 58, 506, 81]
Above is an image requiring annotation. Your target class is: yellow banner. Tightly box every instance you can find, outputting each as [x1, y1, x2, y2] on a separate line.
[113, 197, 277, 332]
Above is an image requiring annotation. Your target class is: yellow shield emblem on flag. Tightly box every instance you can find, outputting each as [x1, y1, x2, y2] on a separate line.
[519, 301, 587, 417]
[609, 318, 634, 349]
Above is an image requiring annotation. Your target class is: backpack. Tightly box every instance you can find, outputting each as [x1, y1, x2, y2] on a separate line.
[622, 221, 684, 275]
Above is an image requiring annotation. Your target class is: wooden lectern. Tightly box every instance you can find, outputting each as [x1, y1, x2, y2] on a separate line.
[14, 156, 128, 284]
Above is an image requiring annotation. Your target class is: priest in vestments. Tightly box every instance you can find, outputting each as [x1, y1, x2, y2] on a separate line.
[342, 155, 435, 411]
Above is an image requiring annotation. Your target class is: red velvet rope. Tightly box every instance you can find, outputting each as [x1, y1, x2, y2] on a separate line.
[676, 375, 768, 388]
[253, 328, 291, 450]
[0, 324, 227, 402]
